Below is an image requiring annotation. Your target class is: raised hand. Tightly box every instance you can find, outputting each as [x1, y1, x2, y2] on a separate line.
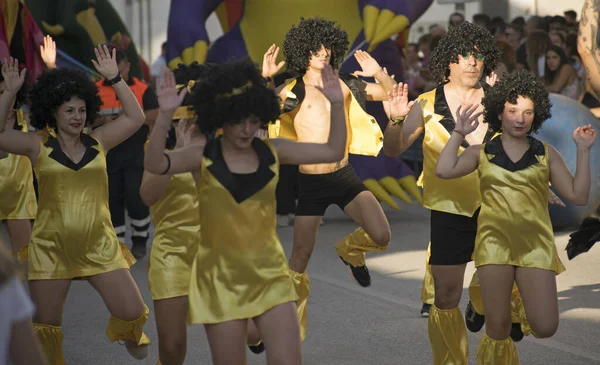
[353, 50, 382, 77]
[262, 44, 285, 79]
[157, 69, 188, 114]
[91, 45, 119, 80]
[312, 65, 343, 105]
[387, 83, 415, 119]
[1, 58, 26, 94]
[485, 71, 498, 87]
[254, 128, 269, 139]
[40, 35, 57, 69]
[454, 104, 483, 137]
[176, 117, 203, 148]
[548, 189, 566, 207]
[572, 124, 597, 149]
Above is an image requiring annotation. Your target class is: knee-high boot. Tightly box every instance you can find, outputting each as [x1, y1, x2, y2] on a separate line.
[33, 323, 65, 365]
[476, 333, 519, 364]
[428, 305, 468, 365]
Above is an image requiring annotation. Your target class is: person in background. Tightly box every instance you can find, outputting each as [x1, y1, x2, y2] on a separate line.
[448, 12, 465, 28]
[544, 45, 581, 100]
[505, 24, 524, 51]
[95, 50, 159, 259]
[151, 42, 168, 88]
[564, 10, 578, 25]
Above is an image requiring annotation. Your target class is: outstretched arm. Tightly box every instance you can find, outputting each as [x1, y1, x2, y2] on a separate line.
[145, 69, 205, 176]
[0, 59, 40, 163]
[382, 83, 423, 156]
[353, 50, 397, 101]
[90, 45, 145, 151]
[436, 104, 483, 179]
[548, 125, 596, 205]
[578, 0, 600, 97]
[270, 65, 346, 164]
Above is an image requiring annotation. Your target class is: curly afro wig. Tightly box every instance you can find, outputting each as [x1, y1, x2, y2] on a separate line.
[189, 59, 280, 135]
[482, 70, 552, 134]
[28, 68, 102, 131]
[283, 17, 349, 74]
[429, 21, 501, 84]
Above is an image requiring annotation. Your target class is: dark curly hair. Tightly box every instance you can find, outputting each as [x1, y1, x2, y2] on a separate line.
[28, 68, 102, 131]
[189, 59, 280, 135]
[482, 70, 552, 134]
[429, 22, 501, 84]
[283, 17, 349, 74]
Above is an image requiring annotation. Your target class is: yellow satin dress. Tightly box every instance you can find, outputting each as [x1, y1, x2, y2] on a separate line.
[27, 129, 134, 280]
[0, 121, 37, 220]
[148, 171, 200, 300]
[474, 136, 565, 273]
[188, 137, 297, 324]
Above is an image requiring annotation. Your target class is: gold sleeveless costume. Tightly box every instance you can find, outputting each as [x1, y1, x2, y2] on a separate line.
[0, 116, 36, 220]
[475, 136, 565, 273]
[27, 129, 135, 280]
[188, 137, 297, 324]
[148, 169, 200, 300]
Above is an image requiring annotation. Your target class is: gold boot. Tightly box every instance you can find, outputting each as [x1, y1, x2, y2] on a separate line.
[428, 305, 468, 365]
[476, 333, 519, 365]
[335, 228, 389, 287]
[421, 242, 435, 316]
[106, 305, 151, 359]
[33, 323, 65, 365]
[290, 269, 310, 341]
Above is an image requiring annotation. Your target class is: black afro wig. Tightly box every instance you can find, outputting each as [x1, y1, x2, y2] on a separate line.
[28, 68, 101, 131]
[429, 21, 501, 84]
[482, 70, 552, 134]
[283, 17, 349, 74]
[189, 58, 280, 135]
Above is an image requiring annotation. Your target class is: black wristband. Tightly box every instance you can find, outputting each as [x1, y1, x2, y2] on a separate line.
[160, 153, 171, 175]
[105, 74, 122, 86]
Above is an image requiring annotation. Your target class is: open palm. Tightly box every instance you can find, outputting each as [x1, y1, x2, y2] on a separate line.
[91, 45, 119, 80]
[388, 83, 414, 119]
[454, 104, 482, 136]
[157, 69, 188, 113]
[262, 44, 285, 79]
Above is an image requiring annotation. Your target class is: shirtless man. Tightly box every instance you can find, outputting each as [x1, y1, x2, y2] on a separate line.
[383, 22, 502, 364]
[263, 17, 395, 340]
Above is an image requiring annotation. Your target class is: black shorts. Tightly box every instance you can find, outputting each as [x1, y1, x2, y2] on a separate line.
[296, 165, 368, 216]
[429, 208, 480, 265]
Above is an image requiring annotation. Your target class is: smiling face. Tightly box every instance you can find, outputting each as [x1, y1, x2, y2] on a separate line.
[499, 96, 535, 137]
[54, 96, 86, 136]
[222, 115, 262, 149]
[448, 49, 485, 87]
[308, 45, 332, 71]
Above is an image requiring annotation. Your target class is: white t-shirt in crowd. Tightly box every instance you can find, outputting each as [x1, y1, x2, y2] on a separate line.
[151, 56, 167, 78]
[0, 276, 34, 365]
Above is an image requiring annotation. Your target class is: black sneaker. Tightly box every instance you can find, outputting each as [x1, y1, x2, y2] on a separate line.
[465, 301, 485, 332]
[420, 303, 432, 317]
[248, 342, 265, 354]
[131, 239, 147, 260]
[510, 322, 524, 342]
[339, 257, 371, 287]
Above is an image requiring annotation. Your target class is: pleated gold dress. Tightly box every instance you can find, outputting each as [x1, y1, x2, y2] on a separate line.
[188, 137, 297, 324]
[148, 171, 200, 300]
[0, 121, 37, 220]
[27, 129, 134, 280]
[474, 136, 565, 273]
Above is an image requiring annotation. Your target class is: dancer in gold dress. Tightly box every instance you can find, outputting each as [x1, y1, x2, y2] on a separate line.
[0, 47, 151, 364]
[436, 70, 595, 364]
[140, 63, 206, 365]
[145, 60, 347, 364]
[0, 71, 36, 257]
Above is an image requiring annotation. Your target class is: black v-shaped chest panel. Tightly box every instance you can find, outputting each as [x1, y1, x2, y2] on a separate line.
[45, 133, 100, 171]
[484, 136, 545, 172]
[204, 137, 276, 203]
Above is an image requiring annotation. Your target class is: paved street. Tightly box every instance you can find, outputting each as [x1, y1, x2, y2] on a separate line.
[4, 203, 600, 364]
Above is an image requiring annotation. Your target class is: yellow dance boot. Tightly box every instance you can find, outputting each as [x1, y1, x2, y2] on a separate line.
[335, 227, 389, 287]
[290, 269, 310, 341]
[476, 333, 519, 365]
[106, 304, 151, 360]
[420, 242, 435, 317]
[428, 305, 468, 365]
[33, 323, 65, 365]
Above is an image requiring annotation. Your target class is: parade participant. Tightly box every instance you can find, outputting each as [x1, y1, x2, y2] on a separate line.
[145, 58, 346, 365]
[139, 62, 205, 365]
[0, 47, 151, 363]
[436, 70, 593, 364]
[0, 64, 36, 257]
[382, 22, 501, 364]
[263, 17, 395, 340]
[95, 49, 159, 259]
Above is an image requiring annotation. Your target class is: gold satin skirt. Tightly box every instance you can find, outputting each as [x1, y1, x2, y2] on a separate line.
[0, 154, 37, 220]
[148, 232, 197, 300]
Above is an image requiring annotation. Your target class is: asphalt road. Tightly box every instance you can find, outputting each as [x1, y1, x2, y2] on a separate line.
[3, 203, 600, 364]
